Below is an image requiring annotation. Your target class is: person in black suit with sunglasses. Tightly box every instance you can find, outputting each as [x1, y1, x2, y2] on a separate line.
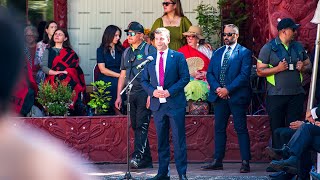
[115, 21, 156, 169]
[202, 24, 252, 173]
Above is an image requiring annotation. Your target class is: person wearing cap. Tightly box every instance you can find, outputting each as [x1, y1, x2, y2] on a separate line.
[178, 26, 212, 80]
[257, 18, 311, 150]
[115, 21, 156, 169]
[141, 27, 190, 180]
[201, 24, 252, 173]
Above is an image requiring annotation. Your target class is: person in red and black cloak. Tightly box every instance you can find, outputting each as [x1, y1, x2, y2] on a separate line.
[40, 28, 86, 111]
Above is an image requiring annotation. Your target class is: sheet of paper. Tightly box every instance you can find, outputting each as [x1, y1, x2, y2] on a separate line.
[157, 86, 167, 103]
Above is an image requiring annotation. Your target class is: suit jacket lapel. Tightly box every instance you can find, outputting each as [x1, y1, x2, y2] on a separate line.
[217, 46, 226, 75]
[226, 44, 240, 71]
[149, 54, 157, 85]
[164, 49, 174, 80]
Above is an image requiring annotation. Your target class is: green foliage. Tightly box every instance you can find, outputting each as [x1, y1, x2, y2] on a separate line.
[88, 80, 112, 115]
[194, 2, 221, 48]
[37, 80, 74, 116]
[184, 80, 209, 101]
[218, 0, 249, 32]
[0, 0, 6, 6]
[194, 0, 250, 48]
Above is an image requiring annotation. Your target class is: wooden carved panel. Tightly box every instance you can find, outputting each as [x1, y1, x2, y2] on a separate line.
[54, 0, 67, 28]
[267, 0, 318, 52]
[22, 115, 271, 163]
[251, 0, 318, 55]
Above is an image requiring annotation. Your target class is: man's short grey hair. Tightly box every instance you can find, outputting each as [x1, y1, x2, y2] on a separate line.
[24, 25, 38, 39]
[154, 27, 170, 39]
[224, 24, 239, 34]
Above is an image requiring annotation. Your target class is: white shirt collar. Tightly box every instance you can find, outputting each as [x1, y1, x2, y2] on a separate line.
[226, 43, 237, 51]
[158, 48, 169, 57]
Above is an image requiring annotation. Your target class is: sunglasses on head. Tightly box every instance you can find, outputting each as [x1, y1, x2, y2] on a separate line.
[162, 2, 176, 6]
[222, 32, 235, 37]
[126, 32, 140, 37]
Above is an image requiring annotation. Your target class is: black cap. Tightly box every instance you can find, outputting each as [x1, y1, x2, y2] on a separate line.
[124, 21, 144, 34]
[277, 18, 300, 31]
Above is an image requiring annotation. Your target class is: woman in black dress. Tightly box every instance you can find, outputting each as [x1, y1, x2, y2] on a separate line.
[96, 25, 124, 115]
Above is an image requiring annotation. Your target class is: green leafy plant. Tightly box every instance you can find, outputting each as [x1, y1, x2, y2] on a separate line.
[194, 1, 250, 48]
[37, 80, 74, 116]
[218, 0, 249, 27]
[184, 80, 209, 101]
[88, 80, 112, 115]
[218, 0, 250, 45]
[194, 2, 221, 48]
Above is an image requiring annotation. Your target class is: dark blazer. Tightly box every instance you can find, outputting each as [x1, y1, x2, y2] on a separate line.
[141, 49, 190, 111]
[206, 44, 252, 104]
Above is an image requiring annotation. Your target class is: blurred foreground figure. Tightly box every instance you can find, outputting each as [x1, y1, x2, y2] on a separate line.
[0, 7, 96, 180]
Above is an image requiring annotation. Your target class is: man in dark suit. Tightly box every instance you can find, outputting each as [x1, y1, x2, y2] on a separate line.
[268, 106, 320, 175]
[141, 27, 190, 180]
[201, 24, 252, 173]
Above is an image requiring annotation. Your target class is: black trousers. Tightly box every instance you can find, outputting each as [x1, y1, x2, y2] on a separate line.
[273, 127, 295, 149]
[266, 94, 304, 148]
[129, 91, 152, 162]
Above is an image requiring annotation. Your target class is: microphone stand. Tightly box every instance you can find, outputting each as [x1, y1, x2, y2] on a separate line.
[120, 67, 145, 180]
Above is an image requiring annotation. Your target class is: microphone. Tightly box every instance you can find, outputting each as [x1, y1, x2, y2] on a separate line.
[137, 56, 154, 69]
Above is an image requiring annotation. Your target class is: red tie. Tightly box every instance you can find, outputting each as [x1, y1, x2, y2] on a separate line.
[159, 52, 164, 87]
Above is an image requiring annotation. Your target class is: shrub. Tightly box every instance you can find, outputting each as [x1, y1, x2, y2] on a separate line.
[87, 80, 112, 115]
[37, 80, 74, 116]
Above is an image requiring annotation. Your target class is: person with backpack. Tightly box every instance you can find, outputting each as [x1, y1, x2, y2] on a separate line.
[257, 18, 312, 149]
[115, 21, 156, 169]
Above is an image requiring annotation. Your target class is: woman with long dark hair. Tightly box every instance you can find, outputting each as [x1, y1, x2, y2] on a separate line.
[96, 25, 124, 115]
[35, 21, 58, 85]
[41, 28, 86, 109]
[151, 0, 192, 50]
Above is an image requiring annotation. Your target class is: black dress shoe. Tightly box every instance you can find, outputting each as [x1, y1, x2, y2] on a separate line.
[270, 156, 298, 175]
[265, 145, 290, 160]
[201, 159, 223, 170]
[146, 174, 170, 180]
[130, 157, 153, 169]
[179, 174, 188, 180]
[240, 160, 250, 173]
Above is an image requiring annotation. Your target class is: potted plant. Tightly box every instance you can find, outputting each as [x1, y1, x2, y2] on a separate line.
[37, 80, 74, 116]
[184, 80, 209, 115]
[87, 80, 112, 115]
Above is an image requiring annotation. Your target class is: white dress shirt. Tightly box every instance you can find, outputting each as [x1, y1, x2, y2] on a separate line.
[156, 48, 169, 85]
[311, 107, 318, 119]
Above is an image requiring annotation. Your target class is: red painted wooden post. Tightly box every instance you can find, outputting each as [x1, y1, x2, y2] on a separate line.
[54, 0, 67, 28]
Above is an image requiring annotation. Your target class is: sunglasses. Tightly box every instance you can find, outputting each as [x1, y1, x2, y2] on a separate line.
[186, 35, 196, 38]
[162, 2, 176, 6]
[222, 32, 235, 37]
[126, 32, 140, 37]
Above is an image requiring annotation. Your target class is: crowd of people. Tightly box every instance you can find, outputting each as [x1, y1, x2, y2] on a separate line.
[7, 0, 320, 179]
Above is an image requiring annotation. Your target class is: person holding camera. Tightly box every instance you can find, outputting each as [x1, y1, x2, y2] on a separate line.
[257, 18, 311, 150]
